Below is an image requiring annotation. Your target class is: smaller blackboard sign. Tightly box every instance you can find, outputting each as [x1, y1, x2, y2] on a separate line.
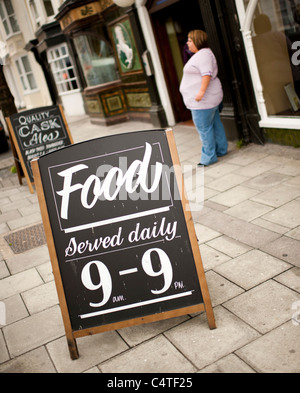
[31, 129, 216, 360]
[6, 105, 73, 193]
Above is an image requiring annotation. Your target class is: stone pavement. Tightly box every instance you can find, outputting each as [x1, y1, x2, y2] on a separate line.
[0, 115, 299, 374]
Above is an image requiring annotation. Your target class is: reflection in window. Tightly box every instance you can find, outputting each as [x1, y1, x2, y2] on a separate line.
[245, 0, 300, 116]
[74, 34, 118, 87]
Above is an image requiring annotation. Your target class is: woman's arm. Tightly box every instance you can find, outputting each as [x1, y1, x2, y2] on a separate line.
[195, 75, 211, 102]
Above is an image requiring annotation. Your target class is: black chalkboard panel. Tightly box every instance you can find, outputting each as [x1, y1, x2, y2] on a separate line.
[32, 129, 215, 359]
[7, 105, 73, 192]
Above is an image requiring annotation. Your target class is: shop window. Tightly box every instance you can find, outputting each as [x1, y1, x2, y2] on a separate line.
[47, 44, 79, 94]
[245, 0, 300, 116]
[74, 34, 119, 87]
[0, 0, 20, 36]
[15, 55, 37, 92]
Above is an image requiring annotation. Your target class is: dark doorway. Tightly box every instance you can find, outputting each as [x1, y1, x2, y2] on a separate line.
[148, 0, 204, 123]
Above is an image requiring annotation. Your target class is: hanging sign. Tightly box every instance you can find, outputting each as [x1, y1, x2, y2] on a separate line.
[31, 129, 216, 360]
[6, 105, 73, 193]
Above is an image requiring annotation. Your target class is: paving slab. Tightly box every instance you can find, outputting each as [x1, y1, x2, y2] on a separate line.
[199, 210, 281, 248]
[5, 245, 49, 274]
[236, 321, 300, 373]
[99, 334, 196, 373]
[214, 249, 291, 290]
[205, 270, 244, 307]
[0, 347, 56, 373]
[47, 331, 129, 373]
[260, 236, 300, 267]
[199, 353, 255, 373]
[0, 268, 43, 300]
[3, 306, 64, 357]
[242, 171, 291, 191]
[164, 306, 260, 370]
[22, 281, 58, 314]
[117, 316, 189, 347]
[251, 183, 300, 208]
[206, 235, 252, 258]
[223, 280, 299, 334]
[199, 244, 231, 271]
[262, 200, 300, 228]
[209, 185, 260, 207]
[274, 267, 300, 293]
[206, 173, 249, 192]
[224, 200, 274, 222]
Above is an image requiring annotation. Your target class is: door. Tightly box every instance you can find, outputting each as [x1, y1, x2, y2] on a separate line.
[148, 0, 204, 123]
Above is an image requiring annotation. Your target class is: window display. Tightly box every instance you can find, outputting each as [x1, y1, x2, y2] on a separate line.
[244, 0, 300, 116]
[74, 33, 119, 87]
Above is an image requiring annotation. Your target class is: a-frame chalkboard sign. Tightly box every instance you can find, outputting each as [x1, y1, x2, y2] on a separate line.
[31, 129, 216, 360]
[6, 105, 73, 193]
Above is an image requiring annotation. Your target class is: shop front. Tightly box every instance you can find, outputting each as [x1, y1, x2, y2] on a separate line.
[135, 0, 263, 143]
[56, 0, 165, 125]
[236, 0, 300, 146]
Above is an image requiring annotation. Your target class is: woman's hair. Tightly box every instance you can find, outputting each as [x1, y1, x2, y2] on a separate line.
[188, 30, 209, 50]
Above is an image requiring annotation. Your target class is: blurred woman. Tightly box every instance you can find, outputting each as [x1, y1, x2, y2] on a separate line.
[180, 30, 227, 166]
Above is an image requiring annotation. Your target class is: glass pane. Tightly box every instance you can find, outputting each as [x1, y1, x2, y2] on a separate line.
[28, 73, 37, 90]
[74, 34, 118, 87]
[43, 0, 54, 17]
[15, 59, 21, 73]
[247, 0, 300, 116]
[9, 15, 20, 32]
[0, 3, 5, 20]
[71, 79, 78, 89]
[20, 76, 27, 91]
[47, 44, 79, 93]
[21, 56, 31, 73]
[3, 20, 9, 35]
[4, 0, 13, 15]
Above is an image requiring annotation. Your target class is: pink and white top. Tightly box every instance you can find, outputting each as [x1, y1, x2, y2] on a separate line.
[180, 48, 223, 110]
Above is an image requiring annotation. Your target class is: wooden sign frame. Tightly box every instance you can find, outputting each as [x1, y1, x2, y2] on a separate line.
[31, 129, 216, 360]
[6, 105, 73, 194]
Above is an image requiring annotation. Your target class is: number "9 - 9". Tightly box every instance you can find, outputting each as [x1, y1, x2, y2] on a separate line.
[81, 248, 173, 308]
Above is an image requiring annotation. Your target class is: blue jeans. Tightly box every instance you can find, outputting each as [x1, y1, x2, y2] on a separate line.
[191, 105, 228, 166]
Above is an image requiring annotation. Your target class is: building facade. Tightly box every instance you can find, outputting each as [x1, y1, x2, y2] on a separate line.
[1, 0, 300, 146]
[0, 0, 54, 110]
[135, 0, 300, 145]
[55, 0, 165, 125]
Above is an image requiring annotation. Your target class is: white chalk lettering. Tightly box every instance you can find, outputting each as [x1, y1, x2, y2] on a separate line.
[56, 143, 162, 220]
[65, 227, 124, 257]
[128, 217, 177, 243]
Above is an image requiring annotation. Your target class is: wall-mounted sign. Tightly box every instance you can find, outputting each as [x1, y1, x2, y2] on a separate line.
[31, 129, 216, 360]
[59, 1, 103, 31]
[6, 105, 73, 193]
[109, 17, 143, 75]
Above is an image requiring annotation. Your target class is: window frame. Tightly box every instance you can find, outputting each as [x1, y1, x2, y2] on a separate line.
[0, 0, 20, 37]
[47, 43, 80, 95]
[15, 55, 38, 93]
[236, 0, 300, 130]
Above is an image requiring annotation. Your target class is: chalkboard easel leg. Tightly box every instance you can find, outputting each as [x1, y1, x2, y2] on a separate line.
[67, 336, 79, 360]
[206, 306, 217, 330]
